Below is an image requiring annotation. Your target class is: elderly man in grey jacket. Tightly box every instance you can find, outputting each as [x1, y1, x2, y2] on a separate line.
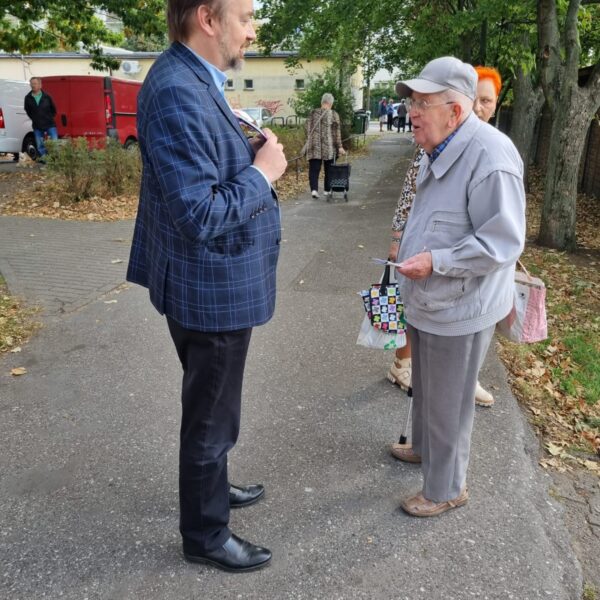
[392, 57, 526, 517]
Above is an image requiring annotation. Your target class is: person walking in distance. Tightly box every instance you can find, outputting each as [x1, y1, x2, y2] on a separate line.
[396, 99, 407, 132]
[378, 97, 387, 132]
[305, 93, 345, 199]
[127, 0, 287, 573]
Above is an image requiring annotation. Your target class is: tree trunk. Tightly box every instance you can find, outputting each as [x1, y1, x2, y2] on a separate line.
[537, 91, 592, 249]
[536, 0, 600, 250]
[509, 66, 545, 186]
[479, 19, 488, 65]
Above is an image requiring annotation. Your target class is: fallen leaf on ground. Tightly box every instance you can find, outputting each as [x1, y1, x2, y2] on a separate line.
[10, 367, 27, 376]
[546, 442, 565, 456]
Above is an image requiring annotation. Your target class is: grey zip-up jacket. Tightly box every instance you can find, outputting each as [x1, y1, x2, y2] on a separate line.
[397, 112, 526, 336]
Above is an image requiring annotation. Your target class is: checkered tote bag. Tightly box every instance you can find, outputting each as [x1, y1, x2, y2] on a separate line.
[357, 265, 407, 350]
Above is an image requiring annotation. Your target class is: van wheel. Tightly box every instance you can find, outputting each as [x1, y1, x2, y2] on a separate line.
[23, 134, 38, 161]
[124, 138, 138, 151]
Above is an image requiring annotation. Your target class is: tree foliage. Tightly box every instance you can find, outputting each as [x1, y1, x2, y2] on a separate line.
[291, 67, 355, 129]
[0, 0, 165, 69]
[257, 0, 393, 77]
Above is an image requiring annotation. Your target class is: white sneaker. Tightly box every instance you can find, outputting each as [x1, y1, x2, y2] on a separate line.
[475, 381, 494, 407]
[387, 358, 411, 391]
[311, 190, 319, 198]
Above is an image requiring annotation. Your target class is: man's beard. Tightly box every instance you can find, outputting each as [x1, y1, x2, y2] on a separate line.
[219, 37, 245, 71]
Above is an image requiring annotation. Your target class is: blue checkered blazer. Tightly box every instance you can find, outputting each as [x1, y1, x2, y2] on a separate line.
[127, 43, 281, 332]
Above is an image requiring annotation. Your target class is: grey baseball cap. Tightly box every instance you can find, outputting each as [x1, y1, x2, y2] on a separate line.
[395, 56, 477, 101]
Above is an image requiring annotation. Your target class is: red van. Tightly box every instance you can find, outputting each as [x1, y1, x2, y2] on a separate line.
[41, 75, 141, 148]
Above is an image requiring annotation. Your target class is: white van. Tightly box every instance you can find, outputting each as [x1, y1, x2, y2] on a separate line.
[0, 79, 37, 161]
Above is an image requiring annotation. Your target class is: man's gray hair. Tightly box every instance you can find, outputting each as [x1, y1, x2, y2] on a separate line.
[321, 93, 335, 106]
[442, 89, 473, 120]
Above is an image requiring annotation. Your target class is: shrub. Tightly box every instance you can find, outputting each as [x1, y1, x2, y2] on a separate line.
[45, 138, 98, 202]
[101, 138, 141, 196]
[270, 125, 306, 161]
[45, 137, 141, 202]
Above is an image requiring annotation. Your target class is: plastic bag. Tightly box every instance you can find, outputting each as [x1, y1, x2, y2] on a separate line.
[356, 313, 407, 350]
[497, 261, 547, 343]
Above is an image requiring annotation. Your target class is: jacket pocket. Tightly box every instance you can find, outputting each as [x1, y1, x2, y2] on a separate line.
[411, 275, 465, 312]
[203, 233, 255, 257]
[428, 210, 471, 231]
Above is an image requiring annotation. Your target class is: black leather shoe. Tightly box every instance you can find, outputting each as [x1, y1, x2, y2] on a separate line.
[229, 483, 265, 508]
[183, 533, 272, 572]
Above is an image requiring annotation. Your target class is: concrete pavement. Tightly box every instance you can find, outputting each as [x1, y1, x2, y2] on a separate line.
[0, 132, 582, 599]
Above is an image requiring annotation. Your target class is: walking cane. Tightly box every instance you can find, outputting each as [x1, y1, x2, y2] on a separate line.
[398, 386, 413, 445]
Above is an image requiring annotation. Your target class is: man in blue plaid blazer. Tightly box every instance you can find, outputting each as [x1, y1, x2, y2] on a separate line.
[127, 0, 287, 573]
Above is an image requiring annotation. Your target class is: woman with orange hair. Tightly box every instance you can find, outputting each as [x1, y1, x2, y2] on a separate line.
[473, 66, 502, 123]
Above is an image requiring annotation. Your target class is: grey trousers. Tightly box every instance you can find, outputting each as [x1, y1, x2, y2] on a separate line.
[408, 324, 495, 502]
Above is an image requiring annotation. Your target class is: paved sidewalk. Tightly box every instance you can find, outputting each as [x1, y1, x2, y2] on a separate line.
[0, 218, 133, 315]
[0, 132, 582, 599]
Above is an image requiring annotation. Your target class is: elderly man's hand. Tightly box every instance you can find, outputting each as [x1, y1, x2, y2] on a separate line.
[396, 252, 433, 280]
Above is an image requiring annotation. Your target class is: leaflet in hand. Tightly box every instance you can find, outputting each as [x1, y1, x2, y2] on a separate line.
[233, 109, 267, 139]
[371, 257, 403, 267]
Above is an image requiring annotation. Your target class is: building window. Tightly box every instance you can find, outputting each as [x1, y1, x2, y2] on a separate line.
[226, 79, 234, 90]
[295, 79, 305, 90]
[244, 79, 254, 90]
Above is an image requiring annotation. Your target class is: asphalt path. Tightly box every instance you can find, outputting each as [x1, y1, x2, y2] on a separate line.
[0, 133, 582, 599]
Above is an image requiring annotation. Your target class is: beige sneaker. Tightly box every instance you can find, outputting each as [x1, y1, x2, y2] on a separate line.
[390, 443, 421, 463]
[400, 487, 469, 517]
[387, 358, 411, 391]
[475, 381, 494, 407]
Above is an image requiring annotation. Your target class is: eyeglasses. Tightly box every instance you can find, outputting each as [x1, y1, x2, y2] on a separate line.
[406, 98, 455, 113]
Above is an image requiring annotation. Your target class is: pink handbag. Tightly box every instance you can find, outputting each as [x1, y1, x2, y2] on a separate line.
[497, 260, 548, 343]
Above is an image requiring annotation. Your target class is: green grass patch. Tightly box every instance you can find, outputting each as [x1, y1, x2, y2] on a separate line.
[583, 583, 597, 600]
[549, 301, 573, 315]
[560, 332, 600, 405]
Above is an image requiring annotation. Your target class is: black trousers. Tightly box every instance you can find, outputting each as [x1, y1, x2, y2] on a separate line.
[167, 317, 253, 552]
[397, 116, 406, 132]
[387, 114, 394, 130]
[309, 158, 333, 192]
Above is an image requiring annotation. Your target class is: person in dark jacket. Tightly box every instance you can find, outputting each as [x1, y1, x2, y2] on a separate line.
[24, 77, 58, 158]
[396, 99, 408, 132]
[386, 100, 395, 131]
